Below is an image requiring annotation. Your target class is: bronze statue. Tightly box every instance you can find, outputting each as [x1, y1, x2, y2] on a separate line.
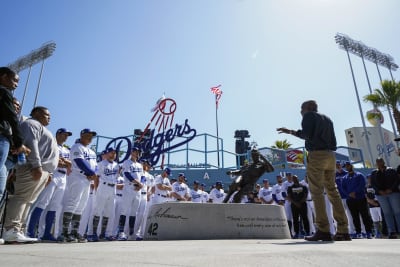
[223, 149, 274, 203]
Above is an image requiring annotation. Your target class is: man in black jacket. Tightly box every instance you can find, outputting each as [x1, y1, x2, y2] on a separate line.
[0, 67, 29, 202]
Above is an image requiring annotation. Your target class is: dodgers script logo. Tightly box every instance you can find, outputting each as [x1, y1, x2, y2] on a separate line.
[104, 97, 197, 166]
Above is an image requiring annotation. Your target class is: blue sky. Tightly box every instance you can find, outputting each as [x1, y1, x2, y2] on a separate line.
[2, 0, 399, 167]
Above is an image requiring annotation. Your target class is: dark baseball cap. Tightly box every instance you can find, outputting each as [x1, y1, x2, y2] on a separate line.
[216, 181, 222, 186]
[343, 161, 351, 167]
[131, 147, 142, 153]
[56, 128, 72, 136]
[193, 180, 200, 185]
[80, 128, 97, 136]
[140, 158, 152, 166]
[164, 167, 171, 175]
[104, 147, 116, 154]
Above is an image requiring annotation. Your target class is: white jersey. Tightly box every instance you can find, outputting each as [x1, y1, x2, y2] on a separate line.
[272, 183, 285, 201]
[154, 175, 171, 197]
[281, 180, 294, 198]
[259, 186, 274, 203]
[53, 144, 70, 182]
[115, 176, 124, 196]
[201, 191, 209, 203]
[145, 172, 155, 200]
[69, 142, 97, 179]
[299, 180, 312, 201]
[209, 188, 225, 203]
[121, 159, 143, 190]
[190, 188, 203, 203]
[171, 181, 190, 200]
[139, 171, 154, 194]
[96, 159, 119, 184]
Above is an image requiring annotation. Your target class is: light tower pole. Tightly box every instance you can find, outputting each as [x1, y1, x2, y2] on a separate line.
[7, 42, 56, 109]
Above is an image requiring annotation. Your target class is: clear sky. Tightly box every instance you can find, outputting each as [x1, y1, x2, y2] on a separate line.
[2, 0, 399, 166]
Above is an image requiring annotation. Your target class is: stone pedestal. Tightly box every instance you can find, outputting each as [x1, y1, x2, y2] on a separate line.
[144, 202, 290, 240]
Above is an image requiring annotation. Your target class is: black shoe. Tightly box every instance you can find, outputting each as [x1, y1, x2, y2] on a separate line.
[388, 233, 398, 239]
[333, 232, 352, 241]
[76, 234, 87, 243]
[305, 231, 332, 241]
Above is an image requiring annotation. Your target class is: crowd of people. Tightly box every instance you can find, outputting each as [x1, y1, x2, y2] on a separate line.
[1, 67, 399, 245]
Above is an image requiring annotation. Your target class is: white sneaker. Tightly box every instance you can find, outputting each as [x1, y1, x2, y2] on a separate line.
[0, 238, 5, 245]
[117, 232, 127, 241]
[3, 229, 38, 244]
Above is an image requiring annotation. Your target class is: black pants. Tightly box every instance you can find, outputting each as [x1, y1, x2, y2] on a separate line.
[291, 202, 310, 235]
[346, 198, 373, 233]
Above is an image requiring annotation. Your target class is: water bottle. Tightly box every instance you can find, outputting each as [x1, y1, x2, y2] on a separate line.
[17, 153, 27, 165]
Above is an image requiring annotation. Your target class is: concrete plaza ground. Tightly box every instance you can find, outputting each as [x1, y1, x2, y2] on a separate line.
[0, 238, 398, 267]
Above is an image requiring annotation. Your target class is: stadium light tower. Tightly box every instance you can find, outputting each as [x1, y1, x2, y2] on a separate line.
[335, 33, 398, 138]
[7, 42, 56, 109]
[335, 33, 398, 166]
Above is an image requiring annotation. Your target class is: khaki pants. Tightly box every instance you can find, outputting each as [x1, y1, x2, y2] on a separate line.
[5, 164, 49, 232]
[306, 150, 348, 233]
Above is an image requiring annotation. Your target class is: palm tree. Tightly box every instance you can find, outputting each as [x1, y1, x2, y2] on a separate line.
[268, 139, 293, 168]
[271, 139, 292, 150]
[363, 80, 400, 135]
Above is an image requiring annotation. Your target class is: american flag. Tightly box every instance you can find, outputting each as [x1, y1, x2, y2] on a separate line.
[210, 84, 223, 109]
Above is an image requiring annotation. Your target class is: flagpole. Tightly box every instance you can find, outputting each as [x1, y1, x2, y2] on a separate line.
[215, 94, 220, 168]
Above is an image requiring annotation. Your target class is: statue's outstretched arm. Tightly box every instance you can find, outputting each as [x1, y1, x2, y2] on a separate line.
[258, 152, 274, 172]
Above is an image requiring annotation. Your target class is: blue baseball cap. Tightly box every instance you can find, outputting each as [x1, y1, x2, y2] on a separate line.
[263, 179, 269, 183]
[80, 128, 97, 136]
[131, 147, 142, 153]
[200, 183, 206, 187]
[140, 158, 152, 166]
[336, 160, 341, 165]
[216, 181, 222, 186]
[164, 167, 171, 175]
[178, 172, 185, 178]
[343, 161, 351, 167]
[193, 180, 200, 185]
[286, 172, 292, 176]
[56, 128, 72, 136]
[104, 147, 116, 154]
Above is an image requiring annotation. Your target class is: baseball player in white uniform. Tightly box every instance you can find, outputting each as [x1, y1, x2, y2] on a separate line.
[300, 176, 316, 235]
[199, 183, 209, 203]
[171, 173, 191, 201]
[209, 181, 225, 203]
[133, 159, 154, 240]
[111, 175, 124, 238]
[88, 147, 119, 241]
[153, 168, 172, 204]
[258, 179, 274, 204]
[281, 173, 294, 236]
[26, 128, 72, 241]
[58, 129, 98, 243]
[78, 180, 96, 238]
[117, 147, 143, 241]
[190, 180, 203, 203]
[272, 175, 285, 205]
